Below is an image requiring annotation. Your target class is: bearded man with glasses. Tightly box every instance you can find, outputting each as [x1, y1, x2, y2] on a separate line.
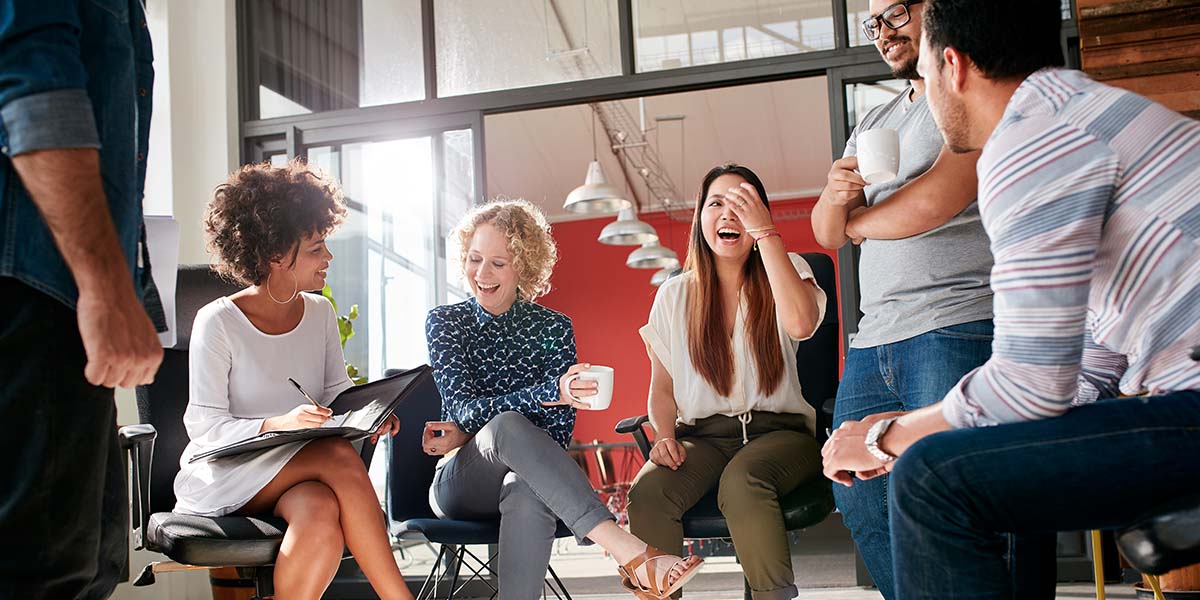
[812, 1, 1056, 598]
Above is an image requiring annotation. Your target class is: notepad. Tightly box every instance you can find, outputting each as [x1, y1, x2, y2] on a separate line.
[188, 365, 433, 463]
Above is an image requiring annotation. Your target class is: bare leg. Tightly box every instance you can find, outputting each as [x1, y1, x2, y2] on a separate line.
[270, 482, 344, 599]
[240, 438, 413, 600]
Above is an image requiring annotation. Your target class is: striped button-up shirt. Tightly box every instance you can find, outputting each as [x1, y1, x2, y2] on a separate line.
[944, 68, 1200, 428]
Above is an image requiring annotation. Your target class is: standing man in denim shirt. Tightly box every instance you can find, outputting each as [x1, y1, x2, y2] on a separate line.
[0, 2, 165, 598]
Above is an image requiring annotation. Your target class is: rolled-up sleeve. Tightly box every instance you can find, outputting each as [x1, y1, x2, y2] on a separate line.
[0, 3, 99, 155]
[639, 281, 676, 374]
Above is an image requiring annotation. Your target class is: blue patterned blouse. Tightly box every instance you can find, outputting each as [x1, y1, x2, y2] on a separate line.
[425, 298, 577, 448]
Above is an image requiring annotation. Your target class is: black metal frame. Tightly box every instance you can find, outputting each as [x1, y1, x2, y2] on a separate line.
[234, 0, 1081, 355]
[416, 544, 572, 600]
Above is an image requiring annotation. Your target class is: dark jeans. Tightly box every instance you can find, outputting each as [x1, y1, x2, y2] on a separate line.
[0, 278, 127, 600]
[892, 390, 1200, 600]
[832, 320, 1055, 599]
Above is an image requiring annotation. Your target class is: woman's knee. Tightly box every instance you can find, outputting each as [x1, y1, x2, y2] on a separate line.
[279, 483, 343, 542]
[304, 438, 367, 475]
[476, 411, 536, 449]
[628, 469, 687, 518]
[716, 466, 774, 511]
[485, 411, 535, 435]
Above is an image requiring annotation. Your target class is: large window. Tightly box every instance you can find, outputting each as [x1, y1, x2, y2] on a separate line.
[435, 0, 621, 97]
[635, 0, 836, 72]
[845, 78, 906, 133]
[244, 0, 425, 120]
[305, 129, 476, 379]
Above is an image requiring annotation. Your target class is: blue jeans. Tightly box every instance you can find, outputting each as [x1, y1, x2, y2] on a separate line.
[892, 390, 1200, 600]
[833, 320, 1054, 599]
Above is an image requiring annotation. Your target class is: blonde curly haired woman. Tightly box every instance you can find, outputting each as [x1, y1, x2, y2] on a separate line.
[423, 199, 703, 599]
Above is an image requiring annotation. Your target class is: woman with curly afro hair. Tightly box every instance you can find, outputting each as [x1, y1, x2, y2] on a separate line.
[422, 199, 703, 599]
[172, 159, 412, 600]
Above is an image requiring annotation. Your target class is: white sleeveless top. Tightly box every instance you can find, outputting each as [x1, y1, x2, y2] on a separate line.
[639, 253, 826, 434]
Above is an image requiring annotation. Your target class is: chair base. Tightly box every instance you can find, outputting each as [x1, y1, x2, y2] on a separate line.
[134, 561, 275, 599]
[416, 544, 572, 600]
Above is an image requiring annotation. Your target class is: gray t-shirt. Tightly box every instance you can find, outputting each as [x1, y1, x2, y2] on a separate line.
[844, 88, 994, 348]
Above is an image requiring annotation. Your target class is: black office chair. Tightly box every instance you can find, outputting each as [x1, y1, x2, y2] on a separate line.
[1111, 346, 1200, 600]
[384, 370, 576, 600]
[119, 265, 375, 598]
[614, 251, 840, 600]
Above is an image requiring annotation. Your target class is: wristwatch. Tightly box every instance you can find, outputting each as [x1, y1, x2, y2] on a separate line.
[864, 417, 899, 463]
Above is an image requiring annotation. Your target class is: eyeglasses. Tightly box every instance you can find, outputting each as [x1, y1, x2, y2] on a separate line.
[861, 0, 923, 41]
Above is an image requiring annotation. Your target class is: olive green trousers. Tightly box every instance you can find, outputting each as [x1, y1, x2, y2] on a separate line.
[628, 412, 822, 600]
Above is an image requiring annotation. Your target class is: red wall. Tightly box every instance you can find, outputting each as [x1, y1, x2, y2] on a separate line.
[539, 197, 837, 444]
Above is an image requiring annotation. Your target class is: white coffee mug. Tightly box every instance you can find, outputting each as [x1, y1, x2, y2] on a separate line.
[567, 365, 614, 411]
[857, 128, 901, 185]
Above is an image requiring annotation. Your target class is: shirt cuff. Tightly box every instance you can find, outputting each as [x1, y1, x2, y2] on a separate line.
[941, 376, 999, 429]
[0, 89, 101, 156]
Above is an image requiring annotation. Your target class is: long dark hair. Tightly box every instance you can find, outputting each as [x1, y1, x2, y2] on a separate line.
[684, 164, 785, 398]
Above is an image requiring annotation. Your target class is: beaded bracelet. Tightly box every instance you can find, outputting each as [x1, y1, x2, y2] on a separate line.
[753, 231, 782, 242]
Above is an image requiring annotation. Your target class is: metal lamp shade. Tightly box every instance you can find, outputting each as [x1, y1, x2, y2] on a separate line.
[626, 240, 680, 270]
[563, 161, 631, 214]
[650, 266, 683, 286]
[598, 208, 658, 245]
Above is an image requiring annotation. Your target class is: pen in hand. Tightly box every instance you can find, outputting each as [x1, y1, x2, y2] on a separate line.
[288, 377, 323, 409]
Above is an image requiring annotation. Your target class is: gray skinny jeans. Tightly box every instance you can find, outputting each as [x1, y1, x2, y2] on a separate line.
[429, 411, 614, 599]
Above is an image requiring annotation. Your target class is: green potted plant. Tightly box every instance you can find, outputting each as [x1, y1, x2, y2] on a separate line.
[321, 285, 366, 385]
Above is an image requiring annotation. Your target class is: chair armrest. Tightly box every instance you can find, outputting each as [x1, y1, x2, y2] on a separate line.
[118, 424, 156, 551]
[615, 414, 650, 434]
[614, 415, 652, 460]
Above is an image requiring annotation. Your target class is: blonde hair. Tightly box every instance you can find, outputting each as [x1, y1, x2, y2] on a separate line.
[452, 199, 558, 301]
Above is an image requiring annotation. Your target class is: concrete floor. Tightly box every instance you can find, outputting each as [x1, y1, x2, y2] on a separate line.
[392, 537, 1145, 600]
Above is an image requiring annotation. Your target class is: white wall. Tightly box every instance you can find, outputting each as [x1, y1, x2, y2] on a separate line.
[112, 0, 239, 598]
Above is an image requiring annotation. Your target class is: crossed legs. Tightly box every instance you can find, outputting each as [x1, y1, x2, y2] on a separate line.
[239, 437, 411, 600]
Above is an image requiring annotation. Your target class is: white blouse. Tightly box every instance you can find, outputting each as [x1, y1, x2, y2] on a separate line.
[173, 293, 354, 516]
[639, 253, 827, 435]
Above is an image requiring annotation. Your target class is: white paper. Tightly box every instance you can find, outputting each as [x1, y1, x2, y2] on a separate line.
[144, 215, 180, 348]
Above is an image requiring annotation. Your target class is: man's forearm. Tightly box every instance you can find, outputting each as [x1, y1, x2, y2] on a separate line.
[845, 197, 948, 241]
[880, 402, 953, 457]
[812, 188, 854, 249]
[11, 148, 136, 298]
[845, 148, 981, 241]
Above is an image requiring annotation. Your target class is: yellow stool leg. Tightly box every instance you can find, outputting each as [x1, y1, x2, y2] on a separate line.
[1091, 530, 1106, 600]
[1147, 573, 1166, 600]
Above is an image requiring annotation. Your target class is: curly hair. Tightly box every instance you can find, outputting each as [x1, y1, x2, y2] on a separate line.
[204, 158, 347, 286]
[451, 199, 558, 301]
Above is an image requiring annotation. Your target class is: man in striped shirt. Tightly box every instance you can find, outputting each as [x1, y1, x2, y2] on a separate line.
[821, 0, 1200, 597]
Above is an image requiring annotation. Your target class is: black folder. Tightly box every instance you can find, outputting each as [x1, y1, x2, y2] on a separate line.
[189, 364, 434, 463]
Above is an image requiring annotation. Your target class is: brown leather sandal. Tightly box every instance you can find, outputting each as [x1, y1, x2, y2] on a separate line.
[617, 546, 704, 599]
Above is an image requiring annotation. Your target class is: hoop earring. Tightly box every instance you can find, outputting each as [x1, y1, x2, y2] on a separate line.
[266, 271, 299, 305]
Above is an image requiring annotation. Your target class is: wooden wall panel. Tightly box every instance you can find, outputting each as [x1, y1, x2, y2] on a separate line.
[1078, 0, 1200, 118]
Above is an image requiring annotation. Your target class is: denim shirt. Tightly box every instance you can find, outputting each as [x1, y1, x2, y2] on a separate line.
[425, 298, 578, 449]
[0, 0, 164, 327]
